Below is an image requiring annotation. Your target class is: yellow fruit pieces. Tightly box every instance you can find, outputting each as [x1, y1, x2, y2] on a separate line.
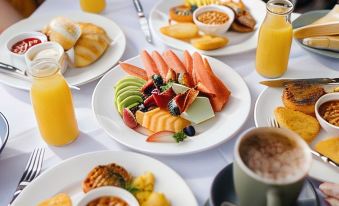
[191, 35, 229, 50]
[38, 193, 72, 206]
[160, 23, 199, 39]
[136, 108, 190, 133]
[132, 172, 155, 204]
[274, 107, 320, 143]
[142, 192, 171, 206]
[315, 137, 339, 164]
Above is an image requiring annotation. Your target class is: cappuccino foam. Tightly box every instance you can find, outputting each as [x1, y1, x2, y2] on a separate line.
[240, 132, 305, 182]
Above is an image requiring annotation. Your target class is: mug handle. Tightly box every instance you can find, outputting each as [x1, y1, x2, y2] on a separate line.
[266, 188, 282, 206]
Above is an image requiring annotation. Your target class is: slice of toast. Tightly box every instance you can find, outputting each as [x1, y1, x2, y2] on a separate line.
[274, 107, 320, 143]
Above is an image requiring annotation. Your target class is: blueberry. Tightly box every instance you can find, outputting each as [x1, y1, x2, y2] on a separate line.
[183, 126, 195, 136]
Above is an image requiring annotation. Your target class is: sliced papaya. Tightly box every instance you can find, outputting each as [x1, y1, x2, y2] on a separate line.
[152, 51, 169, 79]
[119, 62, 148, 81]
[141, 50, 159, 78]
[183, 50, 194, 83]
[162, 50, 186, 73]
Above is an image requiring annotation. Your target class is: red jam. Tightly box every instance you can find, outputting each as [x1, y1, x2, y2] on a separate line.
[11, 38, 42, 54]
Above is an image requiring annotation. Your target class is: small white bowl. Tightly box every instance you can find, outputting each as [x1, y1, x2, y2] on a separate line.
[193, 5, 235, 35]
[77, 186, 139, 206]
[315, 93, 339, 136]
[25, 42, 68, 74]
[6, 32, 47, 60]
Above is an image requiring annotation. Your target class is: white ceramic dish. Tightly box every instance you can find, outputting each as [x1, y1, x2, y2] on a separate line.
[0, 12, 126, 90]
[25, 42, 68, 74]
[315, 93, 339, 136]
[11, 150, 198, 206]
[77, 186, 139, 206]
[193, 5, 235, 35]
[6, 32, 47, 60]
[149, 0, 266, 56]
[254, 87, 339, 183]
[92, 52, 251, 155]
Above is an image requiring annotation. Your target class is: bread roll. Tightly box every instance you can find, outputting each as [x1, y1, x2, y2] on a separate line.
[74, 23, 111, 67]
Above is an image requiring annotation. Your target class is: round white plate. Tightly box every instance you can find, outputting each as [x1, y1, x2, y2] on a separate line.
[0, 12, 126, 90]
[149, 0, 266, 56]
[92, 52, 251, 155]
[255, 87, 339, 183]
[12, 150, 198, 206]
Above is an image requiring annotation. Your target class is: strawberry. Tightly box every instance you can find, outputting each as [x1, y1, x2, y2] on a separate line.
[144, 95, 156, 107]
[152, 88, 176, 109]
[146, 131, 187, 143]
[140, 80, 155, 96]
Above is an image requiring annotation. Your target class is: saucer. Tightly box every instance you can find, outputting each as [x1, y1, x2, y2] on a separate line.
[0, 112, 9, 154]
[207, 163, 320, 206]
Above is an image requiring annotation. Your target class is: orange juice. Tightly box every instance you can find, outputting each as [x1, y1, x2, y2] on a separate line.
[30, 59, 79, 146]
[256, 0, 294, 78]
[80, 0, 106, 13]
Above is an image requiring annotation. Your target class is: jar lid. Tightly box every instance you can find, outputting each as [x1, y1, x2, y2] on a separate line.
[267, 0, 294, 15]
[27, 58, 60, 78]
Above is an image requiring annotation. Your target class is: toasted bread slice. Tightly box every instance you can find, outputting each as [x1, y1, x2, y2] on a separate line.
[274, 107, 320, 143]
[82, 163, 132, 193]
[38, 193, 72, 206]
[282, 83, 325, 115]
[315, 137, 339, 164]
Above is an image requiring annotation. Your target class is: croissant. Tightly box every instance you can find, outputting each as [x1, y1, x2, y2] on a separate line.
[74, 23, 111, 67]
[43, 17, 81, 50]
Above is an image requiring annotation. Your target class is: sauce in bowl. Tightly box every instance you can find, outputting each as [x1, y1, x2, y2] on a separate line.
[11, 38, 42, 54]
[319, 100, 339, 127]
[87, 196, 129, 206]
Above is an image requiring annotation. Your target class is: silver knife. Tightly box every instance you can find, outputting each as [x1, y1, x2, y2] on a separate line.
[260, 78, 339, 87]
[132, 0, 152, 43]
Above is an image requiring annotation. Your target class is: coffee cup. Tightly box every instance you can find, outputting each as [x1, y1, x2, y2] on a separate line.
[233, 127, 312, 206]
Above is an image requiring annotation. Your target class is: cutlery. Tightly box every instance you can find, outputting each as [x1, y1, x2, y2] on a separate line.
[260, 78, 339, 87]
[267, 117, 339, 169]
[132, 0, 152, 43]
[0, 62, 80, 90]
[9, 147, 45, 205]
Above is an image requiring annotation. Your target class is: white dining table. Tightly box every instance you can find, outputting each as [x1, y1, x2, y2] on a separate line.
[0, 0, 338, 205]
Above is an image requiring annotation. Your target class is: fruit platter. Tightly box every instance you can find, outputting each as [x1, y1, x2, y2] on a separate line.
[93, 49, 251, 155]
[149, 0, 266, 56]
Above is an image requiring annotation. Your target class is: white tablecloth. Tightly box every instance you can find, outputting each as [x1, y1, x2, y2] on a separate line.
[0, 0, 338, 205]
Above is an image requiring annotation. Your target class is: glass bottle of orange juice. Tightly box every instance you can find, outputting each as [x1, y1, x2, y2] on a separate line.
[28, 58, 79, 146]
[80, 0, 106, 13]
[256, 0, 294, 78]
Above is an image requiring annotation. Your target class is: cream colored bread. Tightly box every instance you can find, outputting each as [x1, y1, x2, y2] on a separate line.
[160, 23, 199, 39]
[74, 22, 111, 67]
[274, 107, 320, 143]
[191, 35, 228, 50]
[44, 17, 81, 50]
[38, 193, 72, 206]
[282, 83, 325, 115]
[315, 137, 339, 164]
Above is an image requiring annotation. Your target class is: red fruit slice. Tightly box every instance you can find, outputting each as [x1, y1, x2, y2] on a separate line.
[146, 131, 176, 143]
[123, 108, 138, 129]
[119, 62, 148, 81]
[140, 80, 155, 95]
[183, 89, 199, 112]
[195, 82, 216, 97]
[152, 88, 176, 109]
[144, 95, 156, 107]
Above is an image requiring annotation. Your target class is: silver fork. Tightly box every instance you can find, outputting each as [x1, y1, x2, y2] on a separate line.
[9, 147, 45, 205]
[267, 117, 339, 169]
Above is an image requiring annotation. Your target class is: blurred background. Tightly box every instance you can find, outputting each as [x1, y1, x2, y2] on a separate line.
[0, 0, 338, 32]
